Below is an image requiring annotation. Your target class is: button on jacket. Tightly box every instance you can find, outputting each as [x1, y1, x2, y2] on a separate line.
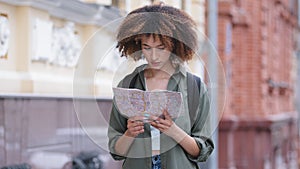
[108, 64, 214, 169]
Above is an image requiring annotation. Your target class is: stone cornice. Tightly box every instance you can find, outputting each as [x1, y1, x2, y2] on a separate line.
[0, 0, 123, 27]
[220, 113, 298, 131]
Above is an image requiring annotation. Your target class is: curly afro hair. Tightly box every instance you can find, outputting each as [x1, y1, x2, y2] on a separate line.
[116, 4, 198, 62]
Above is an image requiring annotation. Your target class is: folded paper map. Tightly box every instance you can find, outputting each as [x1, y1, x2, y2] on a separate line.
[113, 87, 183, 120]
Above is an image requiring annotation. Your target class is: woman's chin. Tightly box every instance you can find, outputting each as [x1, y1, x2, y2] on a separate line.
[148, 65, 162, 70]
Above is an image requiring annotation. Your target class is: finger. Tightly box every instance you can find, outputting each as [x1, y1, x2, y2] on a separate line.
[128, 131, 142, 137]
[152, 122, 174, 134]
[132, 116, 144, 121]
[149, 115, 159, 122]
[150, 119, 166, 130]
[132, 129, 144, 136]
[128, 117, 145, 126]
[150, 121, 159, 128]
[163, 110, 172, 120]
[128, 118, 135, 123]
[152, 121, 168, 130]
[130, 126, 144, 134]
[134, 121, 144, 126]
[128, 127, 143, 136]
[128, 121, 143, 129]
[155, 118, 172, 127]
[127, 120, 142, 127]
[126, 124, 144, 137]
[128, 122, 144, 129]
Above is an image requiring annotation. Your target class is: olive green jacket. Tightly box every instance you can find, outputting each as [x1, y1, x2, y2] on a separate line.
[108, 64, 214, 169]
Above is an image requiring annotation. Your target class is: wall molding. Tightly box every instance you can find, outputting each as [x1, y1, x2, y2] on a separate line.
[0, 0, 122, 27]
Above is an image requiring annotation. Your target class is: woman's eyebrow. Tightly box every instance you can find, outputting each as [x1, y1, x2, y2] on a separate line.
[142, 43, 165, 48]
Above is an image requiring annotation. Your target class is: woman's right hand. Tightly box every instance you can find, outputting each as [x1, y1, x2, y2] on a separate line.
[125, 116, 145, 137]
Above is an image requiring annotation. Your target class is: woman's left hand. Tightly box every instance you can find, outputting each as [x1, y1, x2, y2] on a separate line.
[150, 110, 180, 138]
[150, 110, 200, 157]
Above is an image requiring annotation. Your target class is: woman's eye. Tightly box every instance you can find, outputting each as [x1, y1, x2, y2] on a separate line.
[143, 47, 151, 50]
[157, 47, 165, 50]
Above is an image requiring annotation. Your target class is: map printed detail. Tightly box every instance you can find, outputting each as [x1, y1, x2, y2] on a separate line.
[113, 87, 183, 119]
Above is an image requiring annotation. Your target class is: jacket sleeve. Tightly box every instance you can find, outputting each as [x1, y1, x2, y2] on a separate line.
[107, 99, 128, 160]
[187, 83, 214, 162]
[107, 72, 139, 161]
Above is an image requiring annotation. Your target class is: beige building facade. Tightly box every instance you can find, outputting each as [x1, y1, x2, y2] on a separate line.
[0, 0, 206, 98]
[0, 0, 208, 168]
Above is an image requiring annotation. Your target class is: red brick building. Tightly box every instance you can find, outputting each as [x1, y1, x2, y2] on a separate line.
[216, 0, 299, 168]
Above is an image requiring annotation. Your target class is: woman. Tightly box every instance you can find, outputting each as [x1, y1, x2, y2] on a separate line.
[108, 4, 214, 169]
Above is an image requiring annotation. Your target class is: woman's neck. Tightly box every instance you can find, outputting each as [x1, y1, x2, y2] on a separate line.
[145, 68, 175, 79]
[145, 63, 176, 79]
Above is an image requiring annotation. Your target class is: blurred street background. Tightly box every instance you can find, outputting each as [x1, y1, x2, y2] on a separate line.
[0, 0, 299, 168]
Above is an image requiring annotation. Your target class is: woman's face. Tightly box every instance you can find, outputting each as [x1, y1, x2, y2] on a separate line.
[141, 35, 172, 70]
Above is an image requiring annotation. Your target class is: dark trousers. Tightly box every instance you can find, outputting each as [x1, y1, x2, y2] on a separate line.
[152, 155, 161, 169]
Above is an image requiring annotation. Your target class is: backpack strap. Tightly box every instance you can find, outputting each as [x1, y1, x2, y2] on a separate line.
[119, 65, 145, 90]
[187, 72, 201, 127]
[120, 71, 139, 89]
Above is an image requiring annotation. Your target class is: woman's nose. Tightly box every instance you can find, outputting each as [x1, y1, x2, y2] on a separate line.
[150, 49, 158, 60]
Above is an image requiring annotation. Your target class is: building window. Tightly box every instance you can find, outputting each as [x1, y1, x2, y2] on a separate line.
[32, 20, 81, 67]
[32, 19, 53, 62]
[51, 22, 81, 67]
[0, 13, 10, 59]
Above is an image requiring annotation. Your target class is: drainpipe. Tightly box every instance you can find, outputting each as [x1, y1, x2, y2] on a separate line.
[297, 0, 300, 137]
[298, 0, 300, 25]
[199, 0, 218, 169]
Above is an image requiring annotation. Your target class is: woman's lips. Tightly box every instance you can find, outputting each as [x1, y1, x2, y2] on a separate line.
[151, 62, 160, 67]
